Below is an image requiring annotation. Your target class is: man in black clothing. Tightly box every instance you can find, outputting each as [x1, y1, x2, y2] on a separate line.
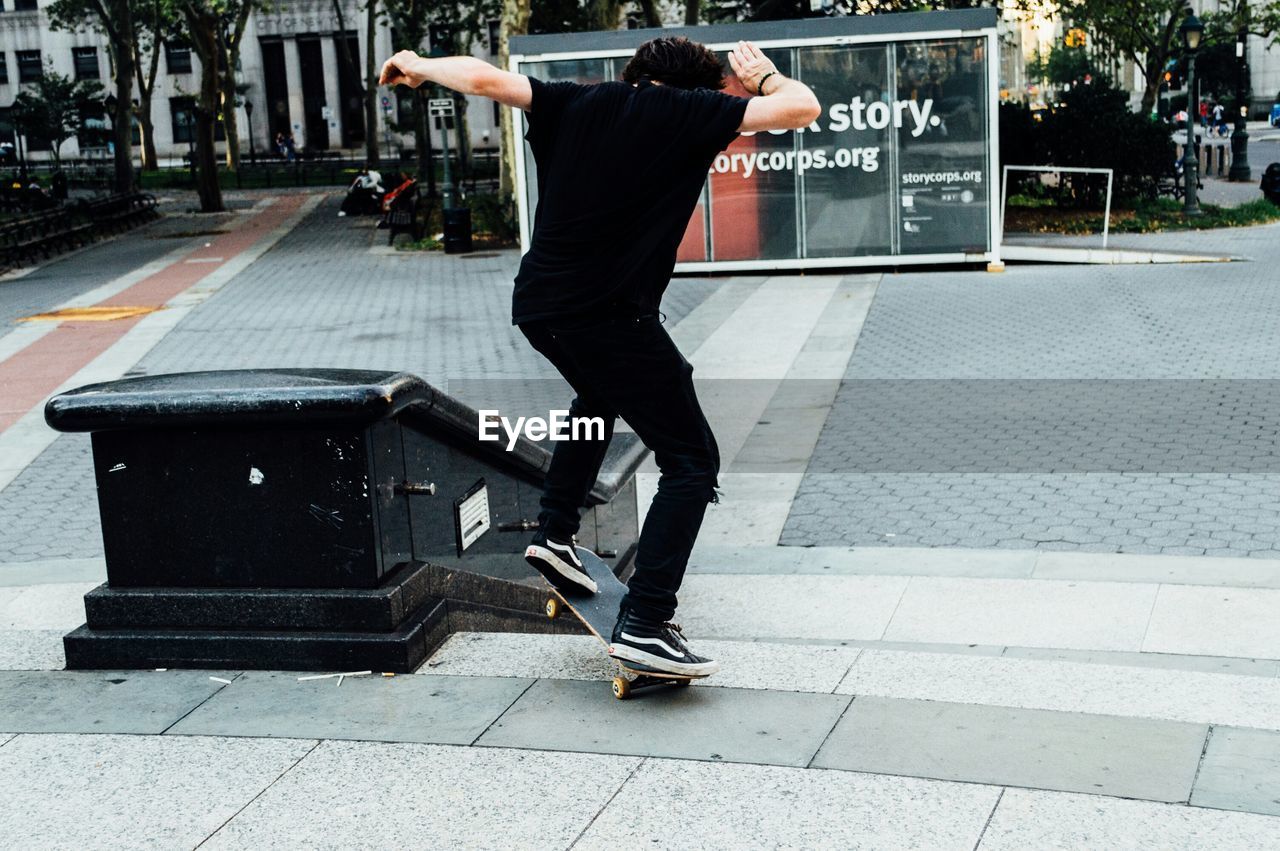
[381, 37, 819, 676]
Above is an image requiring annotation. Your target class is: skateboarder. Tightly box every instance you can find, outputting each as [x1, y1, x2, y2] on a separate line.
[380, 37, 820, 677]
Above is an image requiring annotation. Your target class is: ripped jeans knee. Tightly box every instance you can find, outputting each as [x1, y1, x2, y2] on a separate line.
[655, 453, 720, 506]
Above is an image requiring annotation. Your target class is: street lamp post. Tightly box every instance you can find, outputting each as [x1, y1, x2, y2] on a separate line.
[1228, 7, 1252, 181]
[1181, 12, 1204, 217]
[245, 99, 256, 166]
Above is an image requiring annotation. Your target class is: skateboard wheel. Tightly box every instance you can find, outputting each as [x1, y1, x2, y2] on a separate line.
[612, 677, 631, 700]
[676, 678, 693, 687]
[545, 598, 560, 620]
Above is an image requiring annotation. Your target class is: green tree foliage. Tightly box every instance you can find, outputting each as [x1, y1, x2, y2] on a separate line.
[1001, 79, 1174, 203]
[706, 0, 996, 23]
[1026, 42, 1107, 89]
[1052, 0, 1186, 116]
[11, 67, 106, 166]
[1055, 0, 1280, 116]
[174, 0, 269, 211]
[528, 0, 595, 31]
[45, 0, 137, 190]
[382, 0, 501, 189]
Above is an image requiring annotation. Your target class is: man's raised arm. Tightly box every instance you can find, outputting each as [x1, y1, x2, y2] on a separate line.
[728, 41, 821, 132]
[379, 50, 532, 110]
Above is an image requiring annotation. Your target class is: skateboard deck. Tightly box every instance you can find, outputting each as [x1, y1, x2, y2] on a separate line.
[536, 546, 704, 699]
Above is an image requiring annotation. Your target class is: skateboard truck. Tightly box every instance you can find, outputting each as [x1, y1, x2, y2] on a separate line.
[540, 549, 705, 700]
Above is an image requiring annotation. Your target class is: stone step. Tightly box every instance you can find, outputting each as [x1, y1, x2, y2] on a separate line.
[675, 572, 1280, 659]
[423, 632, 1280, 731]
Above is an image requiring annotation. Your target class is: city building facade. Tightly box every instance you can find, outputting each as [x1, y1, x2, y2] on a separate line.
[0, 0, 503, 164]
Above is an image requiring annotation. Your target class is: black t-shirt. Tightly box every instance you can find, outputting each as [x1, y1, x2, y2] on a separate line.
[512, 76, 749, 324]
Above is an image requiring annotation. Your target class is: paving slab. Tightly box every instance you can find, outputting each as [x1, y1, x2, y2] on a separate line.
[883, 576, 1157, 651]
[168, 670, 530, 744]
[577, 758, 1001, 850]
[687, 544, 1037, 577]
[979, 787, 1280, 850]
[1032, 551, 1280, 589]
[423, 632, 860, 694]
[478, 678, 850, 767]
[203, 740, 637, 850]
[0, 629, 65, 670]
[1191, 727, 1280, 816]
[1001, 645, 1280, 678]
[840, 649, 1280, 730]
[0, 669, 226, 733]
[0, 557, 106, 586]
[677, 574, 908, 640]
[0, 733, 314, 851]
[813, 696, 1208, 803]
[0, 582, 95, 629]
[1143, 585, 1280, 659]
[0, 733, 12, 746]
[690, 472, 804, 547]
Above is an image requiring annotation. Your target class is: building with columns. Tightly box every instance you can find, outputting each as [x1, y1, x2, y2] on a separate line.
[0, 0, 503, 164]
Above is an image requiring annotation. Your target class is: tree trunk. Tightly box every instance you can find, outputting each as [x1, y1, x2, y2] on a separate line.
[138, 100, 158, 170]
[364, 0, 379, 165]
[498, 0, 530, 197]
[684, 0, 698, 25]
[589, 0, 620, 30]
[220, 61, 240, 170]
[637, 0, 661, 27]
[110, 2, 136, 193]
[192, 15, 224, 212]
[1140, 12, 1182, 117]
[1139, 65, 1163, 116]
[132, 9, 163, 172]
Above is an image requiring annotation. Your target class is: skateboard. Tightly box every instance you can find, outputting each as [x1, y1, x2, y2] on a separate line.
[535, 545, 705, 699]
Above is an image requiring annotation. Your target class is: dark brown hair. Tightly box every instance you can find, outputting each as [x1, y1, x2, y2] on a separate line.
[621, 36, 726, 91]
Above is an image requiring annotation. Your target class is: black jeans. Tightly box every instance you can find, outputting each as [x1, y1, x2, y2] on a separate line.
[519, 309, 720, 622]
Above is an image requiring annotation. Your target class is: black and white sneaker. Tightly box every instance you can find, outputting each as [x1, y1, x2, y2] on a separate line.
[608, 606, 720, 677]
[525, 532, 597, 594]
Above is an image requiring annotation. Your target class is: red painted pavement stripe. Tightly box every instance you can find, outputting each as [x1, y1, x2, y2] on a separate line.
[0, 194, 309, 435]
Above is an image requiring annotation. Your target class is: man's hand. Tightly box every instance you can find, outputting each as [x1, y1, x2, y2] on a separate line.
[379, 50, 430, 88]
[727, 40, 778, 96]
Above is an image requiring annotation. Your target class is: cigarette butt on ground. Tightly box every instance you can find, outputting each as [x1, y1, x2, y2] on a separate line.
[382, 672, 395, 678]
[337, 675, 344, 687]
[209, 676, 233, 685]
[297, 671, 371, 683]
[154, 668, 167, 672]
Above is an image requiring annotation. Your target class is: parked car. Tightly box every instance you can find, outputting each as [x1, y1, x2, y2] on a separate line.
[1271, 100, 1280, 127]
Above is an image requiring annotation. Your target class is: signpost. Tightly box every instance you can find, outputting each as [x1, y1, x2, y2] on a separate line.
[429, 96, 456, 209]
[381, 96, 393, 160]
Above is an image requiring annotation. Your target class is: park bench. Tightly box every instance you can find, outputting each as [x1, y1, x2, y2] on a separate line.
[1156, 155, 1202, 202]
[0, 191, 158, 269]
[0, 185, 57, 214]
[0, 207, 93, 267]
[82, 192, 159, 235]
[385, 184, 423, 246]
